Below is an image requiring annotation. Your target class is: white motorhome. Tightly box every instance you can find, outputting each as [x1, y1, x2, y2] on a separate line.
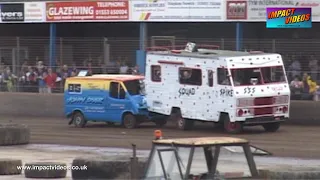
[145, 43, 290, 133]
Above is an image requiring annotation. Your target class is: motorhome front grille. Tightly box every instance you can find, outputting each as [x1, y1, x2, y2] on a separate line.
[254, 97, 274, 106]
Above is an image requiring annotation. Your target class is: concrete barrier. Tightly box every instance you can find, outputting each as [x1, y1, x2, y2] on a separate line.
[259, 167, 320, 179]
[0, 92, 319, 125]
[0, 92, 63, 117]
[289, 100, 320, 125]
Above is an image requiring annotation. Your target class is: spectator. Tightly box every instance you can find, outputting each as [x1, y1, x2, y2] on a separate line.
[0, 63, 4, 91]
[119, 61, 129, 74]
[61, 65, 71, 86]
[61, 65, 71, 78]
[44, 68, 57, 93]
[26, 66, 37, 92]
[37, 69, 47, 94]
[20, 59, 28, 76]
[72, 62, 78, 71]
[87, 61, 93, 75]
[97, 56, 106, 74]
[290, 76, 302, 88]
[71, 70, 77, 77]
[290, 76, 303, 100]
[36, 60, 44, 70]
[308, 55, 318, 81]
[132, 65, 140, 75]
[288, 55, 301, 80]
[301, 73, 317, 100]
[2, 67, 17, 92]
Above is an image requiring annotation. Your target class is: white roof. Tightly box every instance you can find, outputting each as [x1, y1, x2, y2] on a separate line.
[147, 49, 276, 59]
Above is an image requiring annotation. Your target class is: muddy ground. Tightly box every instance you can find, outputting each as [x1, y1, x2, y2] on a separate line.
[0, 116, 319, 159]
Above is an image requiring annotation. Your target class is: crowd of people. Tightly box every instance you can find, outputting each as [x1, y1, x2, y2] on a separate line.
[0, 58, 140, 93]
[0, 54, 319, 101]
[286, 54, 320, 101]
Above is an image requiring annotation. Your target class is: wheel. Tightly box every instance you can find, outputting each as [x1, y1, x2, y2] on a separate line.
[152, 115, 168, 128]
[155, 119, 167, 128]
[262, 122, 280, 132]
[176, 115, 194, 130]
[122, 113, 138, 129]
[223, 115, 243, 134]
[73, 112, 87, 128]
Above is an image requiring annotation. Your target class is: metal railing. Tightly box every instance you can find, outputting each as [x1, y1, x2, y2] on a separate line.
[0, 36, 319, 95]
[0, 37, 319, 66]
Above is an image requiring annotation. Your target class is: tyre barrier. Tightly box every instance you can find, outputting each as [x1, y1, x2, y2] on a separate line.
[259, 167, 320, 179]
[0, 124, 30, 146]
[24, 162, 67, 178]
[0, 159, 22, 175]
[72, 156, 147, 179]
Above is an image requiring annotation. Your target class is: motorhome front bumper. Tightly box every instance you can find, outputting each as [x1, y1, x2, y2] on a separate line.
[244, 116, 288, 125]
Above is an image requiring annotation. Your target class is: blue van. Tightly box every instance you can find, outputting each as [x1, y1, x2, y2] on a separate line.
[64, 74, 159, 128]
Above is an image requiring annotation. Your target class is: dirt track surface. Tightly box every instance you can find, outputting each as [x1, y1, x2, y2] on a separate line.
[1, 116, 320, 159]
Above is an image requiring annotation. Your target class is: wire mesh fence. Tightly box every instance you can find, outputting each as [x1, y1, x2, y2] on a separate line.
[0, 36, 318, 93]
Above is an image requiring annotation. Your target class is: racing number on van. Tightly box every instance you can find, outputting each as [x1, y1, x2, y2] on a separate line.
[68, 84, 82, 93]
[244, 87, 255, 94]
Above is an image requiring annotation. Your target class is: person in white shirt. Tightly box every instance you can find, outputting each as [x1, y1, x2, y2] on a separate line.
[308, 55, 318, 81]
[288, 55, 301, 79]
[119, 61, 128, 74]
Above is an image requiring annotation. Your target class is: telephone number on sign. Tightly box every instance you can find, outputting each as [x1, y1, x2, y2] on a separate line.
[95, 15, 128, 19]
[95, 9, 128, 15]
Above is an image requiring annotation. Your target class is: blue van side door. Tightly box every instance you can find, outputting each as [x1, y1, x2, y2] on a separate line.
[106, 81, 131, 122]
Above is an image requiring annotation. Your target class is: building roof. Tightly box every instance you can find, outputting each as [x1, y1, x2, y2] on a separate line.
[68, 74, 144, 81]
[153, 137, 248, 146]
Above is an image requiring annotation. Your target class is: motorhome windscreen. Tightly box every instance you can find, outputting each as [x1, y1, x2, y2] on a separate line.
[231, 66, 286, 86]
[123, 80, 146, 95]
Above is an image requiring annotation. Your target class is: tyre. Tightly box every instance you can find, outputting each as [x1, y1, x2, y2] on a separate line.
[176, 113, 194, 130]
[262, 122, 280, 132]
[152, 115, 168, 128]
[24, 162, 67, 178]
[177, 117, 194, 130]
[223, 115, 243, 134]
[73, 112, 87, 128]
[123, 113, 138, 129]
[0, 159, 22, 175]
[155, 119, 167, 128]
[0, 124, 30, 145]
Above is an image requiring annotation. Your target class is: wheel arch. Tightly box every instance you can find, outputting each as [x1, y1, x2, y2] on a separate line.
[170, 107, 181, 115]
[121, 111, 135, 122]
[70, 109, 85, 119]
[218, 112, 230, 123]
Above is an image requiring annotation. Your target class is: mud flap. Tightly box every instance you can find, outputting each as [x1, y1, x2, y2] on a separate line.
[68, 118, 73, 125]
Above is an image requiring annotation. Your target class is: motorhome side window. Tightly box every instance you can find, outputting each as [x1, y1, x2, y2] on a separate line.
[151, 65, 161, 82]
[208, 70, 214, 87]
[110, 82, 125, 99]
[217, 68, 231, 86]
[179, 68, 202, 86]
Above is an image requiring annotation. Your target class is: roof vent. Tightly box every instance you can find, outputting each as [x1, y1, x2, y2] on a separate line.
[184, 42, 198, 52]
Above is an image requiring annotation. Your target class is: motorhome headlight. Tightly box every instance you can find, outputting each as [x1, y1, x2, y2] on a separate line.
[273, 95, 289, 104]
[237, 98, 254, 107]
